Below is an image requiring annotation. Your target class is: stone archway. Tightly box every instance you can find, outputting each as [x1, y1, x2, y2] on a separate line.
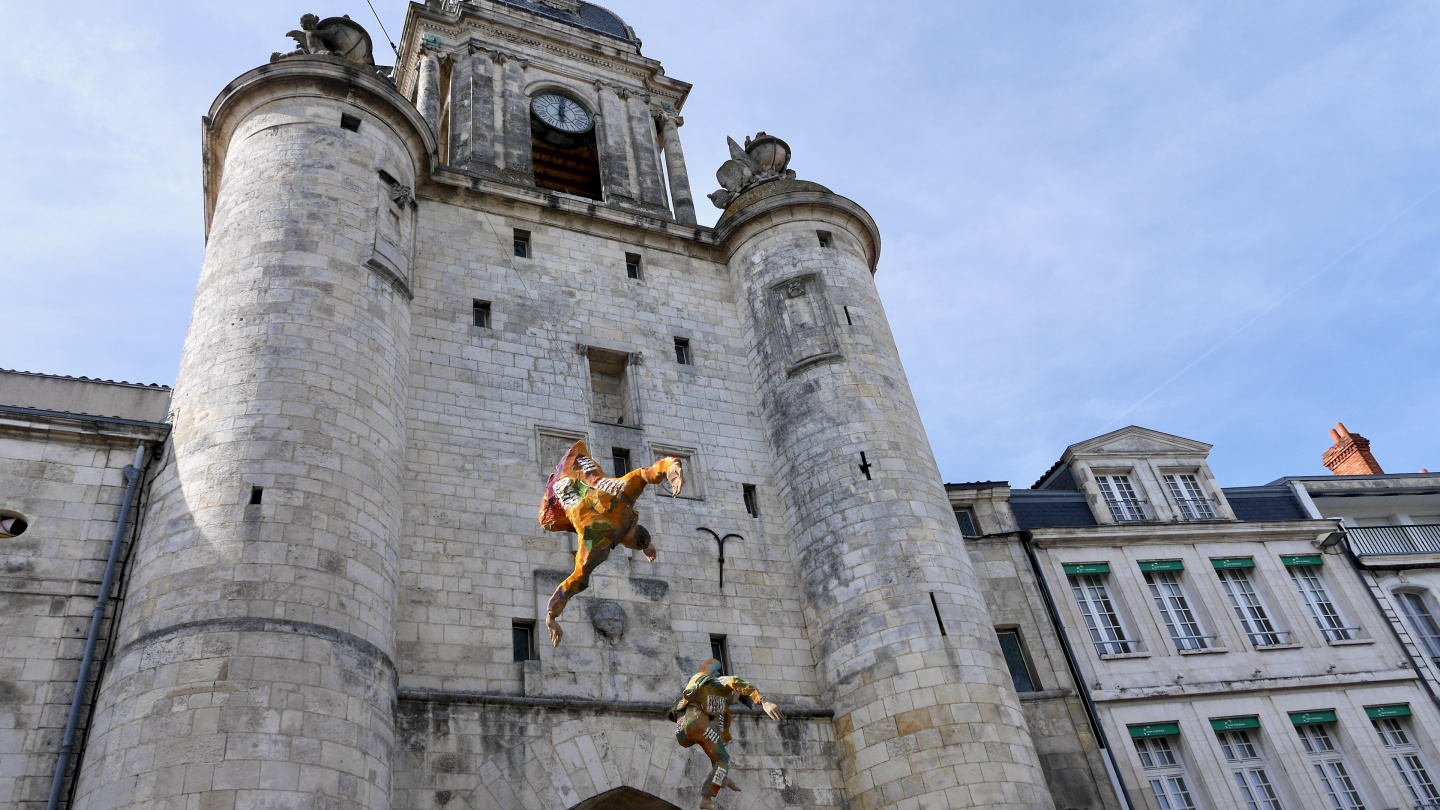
[570, 786, 683, 810]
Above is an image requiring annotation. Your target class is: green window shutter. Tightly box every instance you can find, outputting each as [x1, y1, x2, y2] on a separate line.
[1281, 555, 1324, 567]
[1211, 557, 1256, 570]
[1139, 560, 1185, 573]
[1366, 704, 1412, 719]
[1289, 710, 1338, 725]
[1063, 563, 1111, 576]
[1211, 716, 1261, 732]
[1128, 722, 1181, 738]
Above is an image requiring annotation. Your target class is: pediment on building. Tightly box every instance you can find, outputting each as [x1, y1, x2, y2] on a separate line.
[1064, 426, 1212, 460]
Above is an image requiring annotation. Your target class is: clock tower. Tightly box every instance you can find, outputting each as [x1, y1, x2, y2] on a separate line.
[69, 2, 1056, 809]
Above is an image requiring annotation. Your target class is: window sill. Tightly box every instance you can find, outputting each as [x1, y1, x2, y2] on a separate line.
[1098, 651, 1151, 661]
[1178, 647, 1228, 656]
[590, 419, 644, 432]
[1252, 643, 1304, 652]
[1326, 638, 1374, 647]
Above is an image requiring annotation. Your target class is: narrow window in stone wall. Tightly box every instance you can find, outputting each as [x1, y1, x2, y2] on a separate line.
[248, 487, 264, 506]
[1216, 727, 1284, 810]
[1287, 564, 1355, 641]
[587, 347, 634, 426]
[1374, 715, 1440, 808]
[611, 448, 632, 477]
[674, 338, 691, 365]
[816, 230, 832, 248]
[1295, 722, 1368, 810]
[994, 629, 1037, 692]
[742, 484, 760, 518]
[1166, 473, 1217, 521]
[473, 300, 491, 329]
[0, 512, 28, 539]
[512, 620, 536, 662]
[340, 113, 361, 132]
[514, 229, 531, 258]
[710, 635, 730, 675]
[954, 508, 978, 538]
[1397, 592, 1440, 666]
[1134, 735, 1199, 810]
[1096, 474, 1150, 521]
[1068, 570, 1137, 655]
[626, 252, 643, 280]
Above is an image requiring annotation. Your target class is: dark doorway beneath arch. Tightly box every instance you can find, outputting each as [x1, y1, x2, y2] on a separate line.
[570, 786, 682, 810]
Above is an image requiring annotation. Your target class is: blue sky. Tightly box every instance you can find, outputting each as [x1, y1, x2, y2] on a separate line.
[3, 1, 1437, 487]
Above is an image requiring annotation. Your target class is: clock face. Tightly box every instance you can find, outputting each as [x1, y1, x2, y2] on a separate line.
[532, 93, 593, 134]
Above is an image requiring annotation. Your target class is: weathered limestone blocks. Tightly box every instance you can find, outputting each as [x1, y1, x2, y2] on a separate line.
[72, 58, 435, 810]
[720, 189, 1055, 809]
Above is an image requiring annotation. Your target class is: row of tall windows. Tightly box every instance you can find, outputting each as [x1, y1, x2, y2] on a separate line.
[1131, 708, 1438, 810]
[1064, 556, 1359, 656]
[1095, 472, 1218, 523]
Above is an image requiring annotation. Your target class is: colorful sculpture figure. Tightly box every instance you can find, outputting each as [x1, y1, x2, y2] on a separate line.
[538, 441, 683, 646]
[668, 659, 785, 809]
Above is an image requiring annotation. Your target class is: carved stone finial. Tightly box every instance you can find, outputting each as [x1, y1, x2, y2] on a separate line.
[709, 133, 796, 209]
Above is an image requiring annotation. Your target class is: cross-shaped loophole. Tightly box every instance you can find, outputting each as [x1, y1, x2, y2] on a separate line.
[858, 452, 873, 481]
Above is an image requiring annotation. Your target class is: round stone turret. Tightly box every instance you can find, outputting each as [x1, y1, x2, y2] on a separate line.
[72, 52, 434, 810]
[717, 171, 1055, 809]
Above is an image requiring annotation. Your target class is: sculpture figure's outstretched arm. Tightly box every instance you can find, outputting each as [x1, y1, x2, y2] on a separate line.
[720, 676, 785, 721]
[620, 456, 683, 501]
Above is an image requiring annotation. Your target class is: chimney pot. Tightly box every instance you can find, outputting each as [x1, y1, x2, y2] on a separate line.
[1336, 422, 1351, 438]
[1330, 429, 1341, 443]
[1323, 422, 1384, 476]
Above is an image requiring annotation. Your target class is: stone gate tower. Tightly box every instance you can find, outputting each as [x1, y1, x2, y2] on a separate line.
[68, 2, 1055, 809]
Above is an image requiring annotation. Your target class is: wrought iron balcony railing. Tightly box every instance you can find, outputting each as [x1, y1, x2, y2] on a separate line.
[1173, 498, 1218, 521]
[1105, 498, 1152, 523]
[1348, 525, 1440, 557]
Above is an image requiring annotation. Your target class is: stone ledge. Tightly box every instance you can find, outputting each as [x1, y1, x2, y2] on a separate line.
[397, 687, 835, 719]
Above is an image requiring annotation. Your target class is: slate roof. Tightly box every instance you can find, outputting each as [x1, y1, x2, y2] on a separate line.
[492, 0, 634, 42]
[1009, 491, 1098, 530]
[0, 368, 170, 390]
[1222, 486, 1311, 522]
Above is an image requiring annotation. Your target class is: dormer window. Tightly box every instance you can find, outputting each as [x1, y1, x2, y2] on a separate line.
[1165, 473, 1216, 521]
[1096, 474, 1149, 522]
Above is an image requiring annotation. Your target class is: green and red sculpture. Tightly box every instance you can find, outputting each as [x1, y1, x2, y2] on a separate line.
[538, 440, 683, 646]
[669, 659, 785, 809]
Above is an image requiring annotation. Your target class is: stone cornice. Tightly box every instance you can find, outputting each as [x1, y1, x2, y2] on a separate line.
[1027, 519, 1339, 549]
[1090, 666, 1416, 703]
[714, 188, 883, 273]
[0, 405, 170, 445]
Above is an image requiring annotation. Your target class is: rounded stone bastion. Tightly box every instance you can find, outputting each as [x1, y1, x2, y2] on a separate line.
[715, 181, 1056, 809]
[72, 56, 435, 810]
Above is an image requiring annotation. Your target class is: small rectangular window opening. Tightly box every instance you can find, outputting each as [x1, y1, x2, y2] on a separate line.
[742, 484, 760, 518]
[930, 592, 948, 636]
[248, 486, 264, 505]
[710, 634, 730, 675]
[995, 629, 1037, 692]
[674, 338, 691, 365]
[625, 252, 642, 280]
[954, 508, 978, 538]
[611, 448, 632, 478]
[513, 229, 531, 259]
[512, 620, 536, 662]
[817, 230, 833, 248]
[472, 300, 491, 329]
[340, 113, 362, 132]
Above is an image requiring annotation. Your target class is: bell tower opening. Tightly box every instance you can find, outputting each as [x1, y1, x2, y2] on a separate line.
[530, 89, 602, 200]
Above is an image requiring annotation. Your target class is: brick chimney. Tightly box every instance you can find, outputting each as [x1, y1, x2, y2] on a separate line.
[1323, 422, 1385, 476]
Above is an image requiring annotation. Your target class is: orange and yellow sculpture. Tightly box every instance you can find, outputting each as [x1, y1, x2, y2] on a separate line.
[538, 441, 683, 646]
[668, 659, 785, 809]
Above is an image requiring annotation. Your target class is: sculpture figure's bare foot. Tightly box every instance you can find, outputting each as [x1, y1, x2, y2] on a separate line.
[723, 777, 741, 792]
[546, 615, 564, 647]
[699, 797, 717, 810]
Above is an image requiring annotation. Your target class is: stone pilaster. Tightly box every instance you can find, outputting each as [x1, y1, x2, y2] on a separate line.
[595, 82, 636, 202]
[448, 44, 500, 175]
[655, 107, 697, 225]
[498, 53, 534, 185]
[416, 48, 443, 138]
[625, 90, 666, 209]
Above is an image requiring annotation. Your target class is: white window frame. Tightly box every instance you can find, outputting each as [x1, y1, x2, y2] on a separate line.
[1217, 567, 1290, 647]
[1374, 716, 1440, 810]
[1165, 472, 1217, 521]
[1397, 591, 1440, 667]
[1288, 565, 1357, 642]
[1145, 570, 1213, 651]
[1135, 735, 1200, 810]
[1216, 729, 1285, 810]
[1096, 473, 1150, 522]
[1296, 723, 1369, 810]
[1069, 573, 1138, 655]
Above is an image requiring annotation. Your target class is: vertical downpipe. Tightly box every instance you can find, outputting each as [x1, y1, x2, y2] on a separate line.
[46, 444, 147, 810]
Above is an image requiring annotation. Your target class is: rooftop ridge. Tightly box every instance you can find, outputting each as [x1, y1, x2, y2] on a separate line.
[1, 368, 172, 391]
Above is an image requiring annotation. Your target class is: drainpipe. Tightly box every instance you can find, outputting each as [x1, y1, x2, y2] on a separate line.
[46, 444, 147, 810]
[1022, 531, 1136, 810]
